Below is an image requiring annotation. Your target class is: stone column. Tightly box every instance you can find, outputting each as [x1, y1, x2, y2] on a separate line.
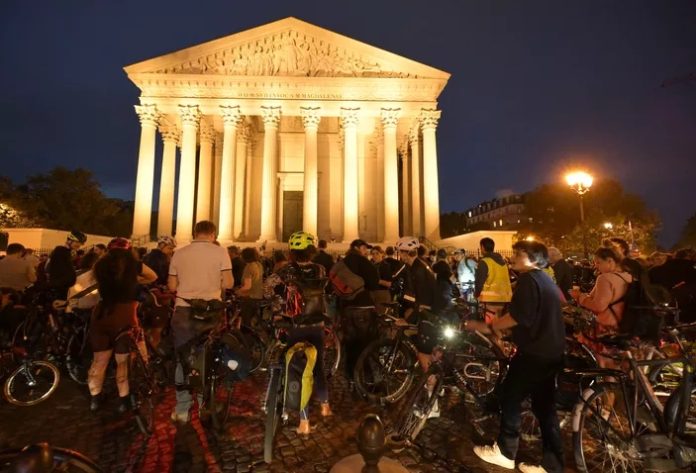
[381, 108, 400, 244]
[212, 133, 223, 225]
[300, 107, 321, 237]
[420, 109, 442, 241]
[132, 104, 160, 239]
[400, 143, 412, 235]
[241, 126, 253, 238]
[259, 106, 281, 243]
[409, 128, 422, 237]
[195, 121, 215, 222]
[233, 123, 248, 239]
[175, 105, 200, 241]
[218, 105, 242, 241]
[341, 108, 360, 243]
[156, 125, 178, 237]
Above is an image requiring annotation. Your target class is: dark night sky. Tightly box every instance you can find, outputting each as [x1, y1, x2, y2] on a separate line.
[1, 1, 695, 245]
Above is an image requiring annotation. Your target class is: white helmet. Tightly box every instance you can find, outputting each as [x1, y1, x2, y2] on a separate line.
[157, 235, 177, 248]
[395, 236, 420, 252]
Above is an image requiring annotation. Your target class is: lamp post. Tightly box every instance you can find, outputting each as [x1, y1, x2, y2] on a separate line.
[565, 171, 593, 258]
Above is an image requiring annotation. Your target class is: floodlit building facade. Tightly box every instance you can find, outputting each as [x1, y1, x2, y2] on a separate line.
[125, 17, 450, 244]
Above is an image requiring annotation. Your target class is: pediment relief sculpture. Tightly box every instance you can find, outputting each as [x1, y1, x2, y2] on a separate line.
[155, 31, 417, 78]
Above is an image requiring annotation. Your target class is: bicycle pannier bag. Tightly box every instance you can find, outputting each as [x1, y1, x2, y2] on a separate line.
[328, 261, 365, 300]
[284, 342, 317, 412]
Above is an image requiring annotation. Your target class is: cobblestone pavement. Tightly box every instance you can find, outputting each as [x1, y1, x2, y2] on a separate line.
[0, 368, 579, 472]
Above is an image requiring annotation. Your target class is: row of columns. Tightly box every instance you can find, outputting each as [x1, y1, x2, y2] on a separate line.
[131, 103, 441, 243]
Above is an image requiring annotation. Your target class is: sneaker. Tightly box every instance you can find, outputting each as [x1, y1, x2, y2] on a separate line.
[518, 463, 547, 473]
[472, 443, 515, 469]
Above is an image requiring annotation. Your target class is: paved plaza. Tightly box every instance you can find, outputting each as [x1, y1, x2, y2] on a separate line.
[0, 368, 576, 473]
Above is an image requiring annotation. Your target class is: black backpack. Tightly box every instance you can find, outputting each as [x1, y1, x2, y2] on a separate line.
[610, 273, 659, 341]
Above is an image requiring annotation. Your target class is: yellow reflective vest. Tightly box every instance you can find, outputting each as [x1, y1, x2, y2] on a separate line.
[479, 256, 513, 303]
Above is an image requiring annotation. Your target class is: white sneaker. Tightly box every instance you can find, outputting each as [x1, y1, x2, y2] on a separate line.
[472, 443, 515, 469]
[518, 463, 547, 473]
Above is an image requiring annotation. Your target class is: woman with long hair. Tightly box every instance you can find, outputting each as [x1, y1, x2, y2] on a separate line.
[87, 238, 156, 412]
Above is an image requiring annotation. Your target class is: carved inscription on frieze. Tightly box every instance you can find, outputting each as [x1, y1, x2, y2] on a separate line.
[157, 30, 416, 78]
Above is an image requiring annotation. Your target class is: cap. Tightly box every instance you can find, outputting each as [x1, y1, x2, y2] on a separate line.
[350, 239, 372, 250]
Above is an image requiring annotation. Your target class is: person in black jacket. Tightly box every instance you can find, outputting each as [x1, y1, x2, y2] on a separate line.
[312, 239, 334, 275]
[341, 239, 380, 383]
[548, 247, 572, 302]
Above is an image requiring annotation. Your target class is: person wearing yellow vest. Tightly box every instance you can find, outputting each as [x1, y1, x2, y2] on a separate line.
[475, 237, 513, 320]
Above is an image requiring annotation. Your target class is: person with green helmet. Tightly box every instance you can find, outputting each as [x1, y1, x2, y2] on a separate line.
[269, 231, 332, 434]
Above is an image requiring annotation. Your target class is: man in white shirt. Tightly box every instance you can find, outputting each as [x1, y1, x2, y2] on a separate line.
[168, 220, 233, 422]
[0, 243, 36, 291]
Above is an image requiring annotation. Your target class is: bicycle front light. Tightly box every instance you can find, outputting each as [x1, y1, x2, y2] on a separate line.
[443, 326, 456, 339]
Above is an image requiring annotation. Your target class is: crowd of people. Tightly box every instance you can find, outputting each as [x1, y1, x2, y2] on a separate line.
[1, 225, 696, 473]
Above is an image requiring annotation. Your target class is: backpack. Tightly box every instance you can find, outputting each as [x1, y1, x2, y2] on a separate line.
[328, 260, 365, 300]
[610, 273, 660, 341]
[284, 342, 317, 412]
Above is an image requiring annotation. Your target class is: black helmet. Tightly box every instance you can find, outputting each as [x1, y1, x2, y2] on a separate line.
[67, 230, 87, 244]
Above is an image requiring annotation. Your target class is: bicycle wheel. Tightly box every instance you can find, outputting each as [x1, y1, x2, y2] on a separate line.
[323, 326, 341, 379]
[66, 331, 92, 385]
[4, 360, 60, 406]
[0, 446, 103, 473]
[238, 327, 266, 373]
[664, 382, 696, 434]
[129, 349, 157, 436]
[263, 367, 283, 464]
[209, 374, 233, 432]
[573, 384, 643, 473]
[393, 369, 442, 443]
[453, 332, 507, 398]
[354, 338, 416, 404]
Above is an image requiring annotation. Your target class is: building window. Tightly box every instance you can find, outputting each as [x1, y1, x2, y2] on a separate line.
[493, 221, 497, 228]
[468, 211, 472, 218]
[499, 219, 503, 227]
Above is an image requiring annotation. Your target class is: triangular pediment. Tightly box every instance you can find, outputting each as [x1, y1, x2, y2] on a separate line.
[125, 17, 450, 80]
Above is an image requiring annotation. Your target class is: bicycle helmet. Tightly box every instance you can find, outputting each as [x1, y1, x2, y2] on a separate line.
[107, 237, 132, 251]
[67, 230, 87, 244]
[288, 231, 316, 250]
[157, 235, 176, 248]
[395, 236, 420, 252]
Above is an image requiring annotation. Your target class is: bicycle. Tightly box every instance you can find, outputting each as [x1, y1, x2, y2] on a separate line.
[354, 302, 506, 405]
[571, 322, 696, 472]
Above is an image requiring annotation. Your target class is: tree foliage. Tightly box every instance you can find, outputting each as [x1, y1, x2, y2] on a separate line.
[677, 212, 696, 249]
[0, 167, 132, 236]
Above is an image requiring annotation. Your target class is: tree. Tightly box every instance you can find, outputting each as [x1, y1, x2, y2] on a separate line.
[523, 178, 660, 254]
[7, 167, 132, 236]
[677, 212, 696, 249]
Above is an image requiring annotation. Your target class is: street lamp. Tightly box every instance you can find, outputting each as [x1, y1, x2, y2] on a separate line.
[565, 170, 593, 258]
[603, 222, 613, 230]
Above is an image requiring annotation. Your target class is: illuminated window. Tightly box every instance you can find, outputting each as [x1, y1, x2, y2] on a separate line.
[499, 219, 503, 226]
[493, 221, 497, 228]
[468, 211, 472, 217]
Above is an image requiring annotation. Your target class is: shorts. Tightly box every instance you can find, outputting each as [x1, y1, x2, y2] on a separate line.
[89, 302, 139, 353]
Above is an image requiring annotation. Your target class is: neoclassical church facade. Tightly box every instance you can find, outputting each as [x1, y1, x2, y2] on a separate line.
[126, 17, 450, 245]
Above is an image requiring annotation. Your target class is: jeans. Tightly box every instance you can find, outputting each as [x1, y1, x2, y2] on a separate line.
[171, 307, 221, 417]
[341, 307, 377, 380]
[497, 351, 565, 473]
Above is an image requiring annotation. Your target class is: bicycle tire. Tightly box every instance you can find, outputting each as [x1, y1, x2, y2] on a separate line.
[354, 337, 417, 404]
[573, 384, 643, 473]
[130, 348, 156, 436]
[237, 327, 266, 373]
[323, 326, 341, 379]
[66, 331, 91, 385]
[263, 367, 283, 464]
[664, 382, 696, 434]
[0, 446, 103, 473]
[393, 369, 442, 443]
[3, 360, 60, 406]
[209, 374, 233, 433]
